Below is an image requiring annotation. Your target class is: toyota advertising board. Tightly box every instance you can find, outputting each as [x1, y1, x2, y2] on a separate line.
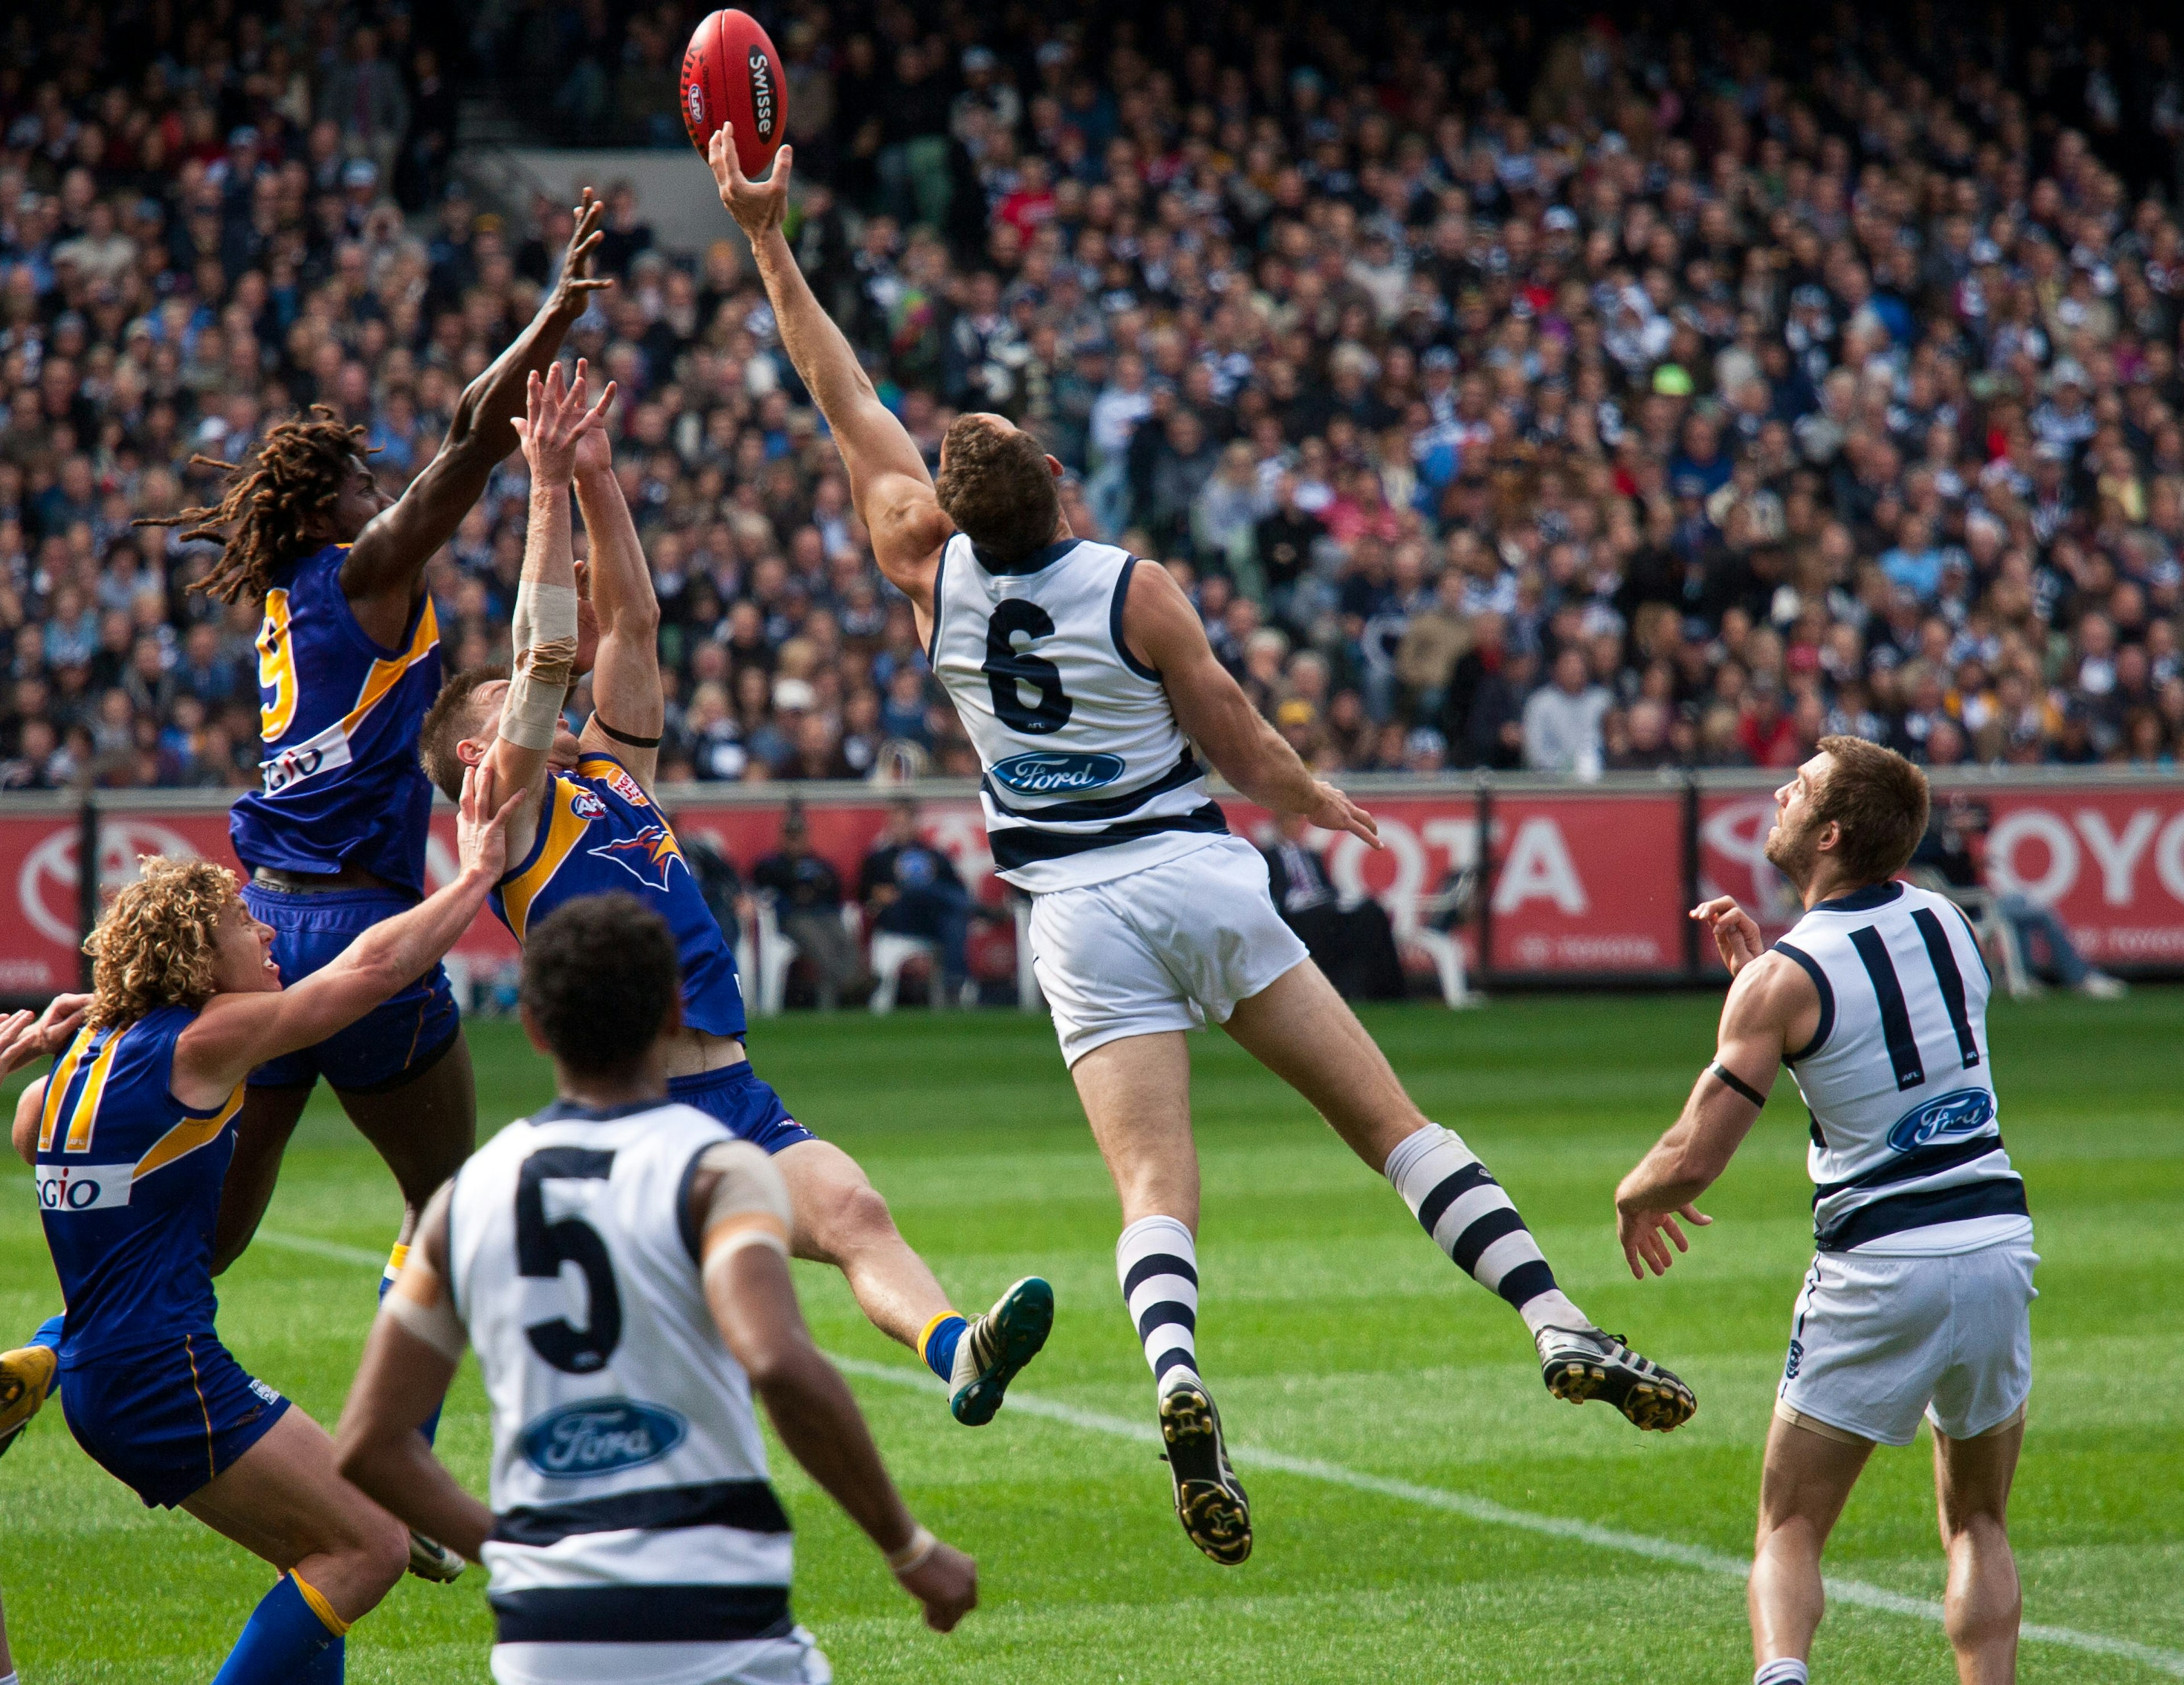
[2, 771, 2179, 999]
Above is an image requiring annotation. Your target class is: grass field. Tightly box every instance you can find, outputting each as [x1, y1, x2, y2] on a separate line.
[2, 992, 2181, 1683]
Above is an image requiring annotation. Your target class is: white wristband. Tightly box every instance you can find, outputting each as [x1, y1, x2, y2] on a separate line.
[884, 1524, 937, 1576]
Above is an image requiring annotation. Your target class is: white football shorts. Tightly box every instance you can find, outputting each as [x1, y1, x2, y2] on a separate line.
[493, 1626, 830, 1685]
[1776, 1241, 2037, 1446]
[1027, 833, 1311, 1066]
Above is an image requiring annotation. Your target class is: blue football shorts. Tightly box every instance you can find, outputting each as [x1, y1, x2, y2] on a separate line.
[242, 883, 462, 1091]
[61, 1332, 291, 1509]
[668, 1061, 816, 1155]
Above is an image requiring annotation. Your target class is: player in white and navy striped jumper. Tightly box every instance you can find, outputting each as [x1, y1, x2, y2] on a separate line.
[336, 897, 977, 1684]
[705, 122, 1694, 1572]
[1616, 737, 2036, 1685]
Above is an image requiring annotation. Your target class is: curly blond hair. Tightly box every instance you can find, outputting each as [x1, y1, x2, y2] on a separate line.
[84, 857, 242, 1030]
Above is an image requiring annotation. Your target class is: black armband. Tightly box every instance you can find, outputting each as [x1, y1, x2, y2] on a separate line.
[1708, 1062, 1771, 1109]
[590, 712, 661, 750]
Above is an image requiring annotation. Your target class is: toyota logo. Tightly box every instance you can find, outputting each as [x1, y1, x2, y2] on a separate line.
[18, 820, 203, 947]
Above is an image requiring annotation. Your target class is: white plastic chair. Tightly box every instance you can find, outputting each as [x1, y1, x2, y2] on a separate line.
[1909, 870, 2033, 1000]
[1410, 927, 1485, 1009]
[868, 930, 942, 1013]
[751, 893, 800, 1017]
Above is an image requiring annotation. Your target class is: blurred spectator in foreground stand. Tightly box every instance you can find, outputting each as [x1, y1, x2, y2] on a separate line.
[859, 799, 973, 1006]
[1523, 648, 1611, 777]
[1914, 793, 2127, 1000]
[1261, 813, 1406, 1001]
[752, 803, 863, 1009]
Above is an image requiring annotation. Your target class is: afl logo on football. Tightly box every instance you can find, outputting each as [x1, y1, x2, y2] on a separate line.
[747, 46, 776, 140]
[685, 78, 705, 133]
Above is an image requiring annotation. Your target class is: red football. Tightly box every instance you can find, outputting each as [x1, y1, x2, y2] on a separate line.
[679, 9, 789, 176]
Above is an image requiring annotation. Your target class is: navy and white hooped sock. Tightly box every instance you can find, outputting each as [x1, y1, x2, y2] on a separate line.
[1755, 1659, 1809, 1685]
[1115, 1215, 1200, 1392]
[1384, 1125, 1589, 1338]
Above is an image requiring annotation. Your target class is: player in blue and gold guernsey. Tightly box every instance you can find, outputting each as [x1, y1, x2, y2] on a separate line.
[418, 362, 1053, 1431]
[7, 766, 520, 1685]
[136, 196, 613, 1313]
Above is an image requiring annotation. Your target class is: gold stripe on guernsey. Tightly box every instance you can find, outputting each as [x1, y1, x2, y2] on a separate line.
[35, 1030, 91, 1152]
[498, 778, 592, 944]
[133, 1087, 245, 1182]
[338, 597, 439, 737]
[61, 1029, 127, 1153]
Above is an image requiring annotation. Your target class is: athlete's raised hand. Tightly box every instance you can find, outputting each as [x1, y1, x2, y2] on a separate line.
[0, 992, 90, 1077]
[454, 762, 526, 886]
[512, 359, 617, 489]
[545, 187, 614, 324]
[893, 1533, 977, 1633]
[1302, 779, 1382, 850]
[1690, 896, 1765, 976]
[708, 123, 793, 241]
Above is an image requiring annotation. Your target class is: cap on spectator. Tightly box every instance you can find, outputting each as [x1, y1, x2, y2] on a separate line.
[773, 676, 818, 712]
[1035, 40, 1071, 67]
[226, 126, 259, 149]
[1405, 726, 1447, 758]
[2050, 358, 2088, 389]
[1542, 205, 1579, 233]
[342, 159, 379, 190]
[1653, 365, 1694, 397]
[1275, 698, 1316, 728]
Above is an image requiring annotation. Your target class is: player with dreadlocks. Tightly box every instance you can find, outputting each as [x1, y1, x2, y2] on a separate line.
[28, 196, 615, 1542]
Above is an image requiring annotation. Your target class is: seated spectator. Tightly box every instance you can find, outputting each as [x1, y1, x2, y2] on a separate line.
[1914, 794, 2126, 1000]
[858, 799, 972, 1005]
[752, 803, 863, 1009]
[1260, 813, 1405, 1001]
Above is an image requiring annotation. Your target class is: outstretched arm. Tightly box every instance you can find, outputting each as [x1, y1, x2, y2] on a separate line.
[337, 1185, 491, 1558]
[1613, 939, 1819, 1278]
[572, 423, 663, 788]
[1124, 560, 1380, 845]
[707, 128, 950, 618]
[340, 192, 613, 615]
[171, 766, 520, 1105]
[481, 360, 617, 858]
[689, 1145, 977, 1634]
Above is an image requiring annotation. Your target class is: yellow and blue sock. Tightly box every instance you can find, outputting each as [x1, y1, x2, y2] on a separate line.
[917, 1311, 968, 1384]
[209, 1571, 344, 1684]
[380, 1245, 442, 1446]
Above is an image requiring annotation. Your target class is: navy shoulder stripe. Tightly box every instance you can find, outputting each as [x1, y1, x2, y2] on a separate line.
[1110, 556, 1162, 682]
[1772, 940, 1835, 1063]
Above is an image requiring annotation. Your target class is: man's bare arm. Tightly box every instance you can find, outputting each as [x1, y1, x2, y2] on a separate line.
[572, 433, 663, 789]
[336, 1186, 493, 1559]
[706, 129, 949, 614]
[1124, 561, 1380, 845]
[341, 192, 613, 620]
[1613, 944, 1819, 1277]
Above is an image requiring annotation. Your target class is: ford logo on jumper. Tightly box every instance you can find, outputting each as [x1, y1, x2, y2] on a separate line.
[520, 1399, 687, 1478]
[1886, 1087, 1996, 1154]
[990, 751, 1126, 796]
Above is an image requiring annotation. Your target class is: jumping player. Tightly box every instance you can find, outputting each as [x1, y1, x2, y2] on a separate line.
[413, 359, 1051, 1426]
[337, 894, 979, 1683]
[8, 766, 521, 1684]
[708, 125, 1694, 1567]
[1616, 737, 2034, 1685]
[137, 194, 612, 1311]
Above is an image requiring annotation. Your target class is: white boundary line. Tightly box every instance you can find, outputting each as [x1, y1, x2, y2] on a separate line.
[254, 1233, 2184, 1676]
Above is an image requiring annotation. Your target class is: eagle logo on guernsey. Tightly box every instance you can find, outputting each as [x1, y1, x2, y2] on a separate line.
[990, 750, 1126, 796]
[588, 824, 684, 891]
[1885, 1087, 1996, 1155]
[519, 1398, 688, 1478]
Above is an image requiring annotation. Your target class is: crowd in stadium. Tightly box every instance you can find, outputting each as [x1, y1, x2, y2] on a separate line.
[3, 1, 2184, 795]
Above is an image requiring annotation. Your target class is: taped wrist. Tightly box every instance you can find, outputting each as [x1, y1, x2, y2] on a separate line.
[502, 580, 580, 749]
[697, 1141, 794, 1290]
